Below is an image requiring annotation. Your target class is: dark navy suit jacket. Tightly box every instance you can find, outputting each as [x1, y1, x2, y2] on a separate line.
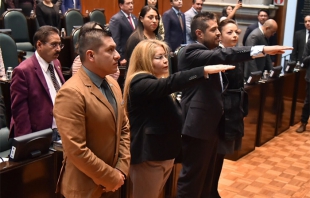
[109, 11, 138, 61]
[162, 8, 186, 52]
[61, 0, 80, 14]
[291, 29, 308, 62]
[10, 54, 65, 137]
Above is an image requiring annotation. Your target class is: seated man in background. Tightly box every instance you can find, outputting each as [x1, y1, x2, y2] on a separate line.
[10, 25, 65, 140]
[244, 19, 278, 79]
[54, 22, 130, 198]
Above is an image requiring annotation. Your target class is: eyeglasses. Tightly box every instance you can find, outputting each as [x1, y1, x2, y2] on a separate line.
[44, 42, 64, 49]
[154, 54, 168, 60]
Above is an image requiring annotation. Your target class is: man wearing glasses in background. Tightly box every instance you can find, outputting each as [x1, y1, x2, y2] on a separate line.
[10, 25, 65, 141]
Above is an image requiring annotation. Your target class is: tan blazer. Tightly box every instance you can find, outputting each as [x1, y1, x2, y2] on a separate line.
[54, 68, 130, 198]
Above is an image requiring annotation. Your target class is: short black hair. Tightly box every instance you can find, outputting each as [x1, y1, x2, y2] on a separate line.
[79, 26, 112, 62]
[191, 12, 216, 41]
[33, 26, 59, 49]
[258, 9, 269, 16]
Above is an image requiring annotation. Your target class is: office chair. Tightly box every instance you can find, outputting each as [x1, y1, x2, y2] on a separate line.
[89, 9, 106, 26]
[0, 127, 12, 158]
[2, 10, 34, 54]
[64, 9, 84, 36]
[0, 33, 20, 70]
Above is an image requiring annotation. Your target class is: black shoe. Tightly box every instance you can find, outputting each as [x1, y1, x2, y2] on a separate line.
[296, 123, 307, 133]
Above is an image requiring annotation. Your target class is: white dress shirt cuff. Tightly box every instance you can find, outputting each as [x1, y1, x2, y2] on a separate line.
[251, 45, 265, 58]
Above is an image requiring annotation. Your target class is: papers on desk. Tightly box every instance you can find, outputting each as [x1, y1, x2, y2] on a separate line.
[52, 140, 63, 152]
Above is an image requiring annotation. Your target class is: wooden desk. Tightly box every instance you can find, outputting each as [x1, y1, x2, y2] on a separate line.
[276, 72, 297, 134]
[226, 82, 261, 161]
[256, 77, 283, 146]
[0, 151, 62, 198]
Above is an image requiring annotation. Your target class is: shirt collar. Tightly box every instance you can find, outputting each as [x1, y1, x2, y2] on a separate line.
[172, 7, 180, 15]
[191, 7, 198, 14]
[82, 66, 104, 88]
[121, 10, 130, 18]
[259, 26, 264, 34]
[35, 51, 53, 73]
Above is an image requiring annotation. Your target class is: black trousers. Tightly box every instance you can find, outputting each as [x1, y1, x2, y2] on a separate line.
[177, 135, 218, 198]
[301, 82, 310, 124]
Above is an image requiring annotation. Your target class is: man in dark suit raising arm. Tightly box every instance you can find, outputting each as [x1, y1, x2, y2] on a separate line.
[176, 12, 292, 198]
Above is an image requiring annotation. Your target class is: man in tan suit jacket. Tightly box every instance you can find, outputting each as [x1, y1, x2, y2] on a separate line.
[54, 23, 130, 198]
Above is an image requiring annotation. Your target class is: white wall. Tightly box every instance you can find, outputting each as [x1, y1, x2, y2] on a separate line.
[281, 1, 298, 62]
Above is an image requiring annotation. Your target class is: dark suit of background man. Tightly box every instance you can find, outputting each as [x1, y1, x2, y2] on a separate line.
[61, 0, 80, 14]
[242, 9, 277, 64]
[6, 0, 36, 16]
[176, 12, 291, 198]
[54, 23, 130, 198]
[291, 15, 310, 63]
[296, 36, 310, 133]
[109, 0, 138, 67]
[244, 19, 278, 79]
[10, 26, 65, 139]
[162, 0, 186, 52]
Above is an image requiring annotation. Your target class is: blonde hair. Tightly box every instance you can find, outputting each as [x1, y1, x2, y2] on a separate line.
[123, 39, 170, 113]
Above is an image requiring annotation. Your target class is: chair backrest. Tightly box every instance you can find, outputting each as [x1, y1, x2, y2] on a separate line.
[0, 127, 12, 155]
[71, 28, 80, 61]
[64, 9, 84, 36]
[89, 9, 106, 26]
[171, 45, 186, 74]
[0, 33, 19, 70]
[2, 10, 30, 43]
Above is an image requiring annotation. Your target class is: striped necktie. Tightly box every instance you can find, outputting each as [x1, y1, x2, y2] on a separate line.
[48, 64, 60, 92]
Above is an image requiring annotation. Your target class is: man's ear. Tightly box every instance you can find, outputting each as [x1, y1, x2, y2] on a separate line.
[86, 50, 95, 61]
[195, 29, 203, 39]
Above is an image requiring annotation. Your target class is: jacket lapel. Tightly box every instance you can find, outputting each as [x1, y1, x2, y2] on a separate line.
[32, 55, 52, 100]
[78, 69, 117, 123]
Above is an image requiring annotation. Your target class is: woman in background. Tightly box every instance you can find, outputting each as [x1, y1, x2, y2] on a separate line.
[210, 19, 248, 198]
[123, 39, 234, 198]
[125, 5, 162, 69]
[36, 0, 61, 29]
[71, 22, 120, 80]
[146, 0, 164, 39]
[219, 1, 242, 22]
